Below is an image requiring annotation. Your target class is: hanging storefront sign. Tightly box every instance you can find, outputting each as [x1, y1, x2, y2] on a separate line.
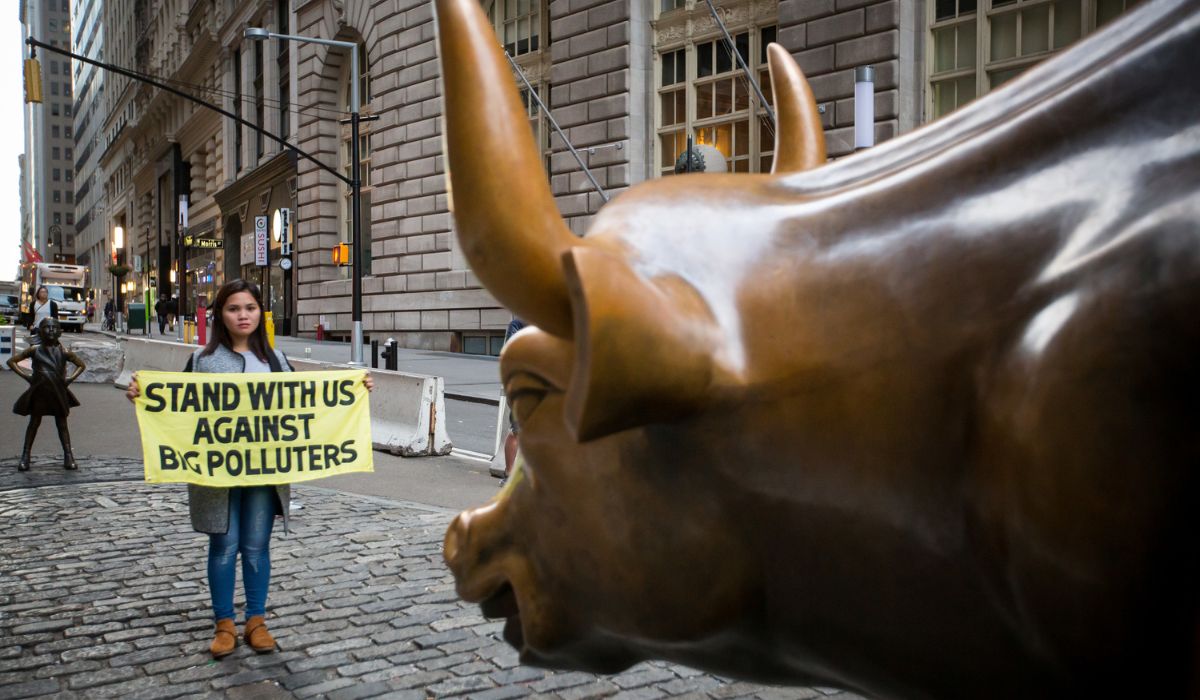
[255, 216, 269, 267]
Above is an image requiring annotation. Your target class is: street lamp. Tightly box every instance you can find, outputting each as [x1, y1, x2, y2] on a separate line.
[245, 25, 366, 366]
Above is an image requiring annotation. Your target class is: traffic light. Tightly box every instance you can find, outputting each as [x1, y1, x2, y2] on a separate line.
[24, 58, 42, 104]
[332, 242, 350, 266]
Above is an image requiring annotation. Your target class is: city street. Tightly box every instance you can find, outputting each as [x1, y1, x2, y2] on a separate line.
[0, 343, 867, 700]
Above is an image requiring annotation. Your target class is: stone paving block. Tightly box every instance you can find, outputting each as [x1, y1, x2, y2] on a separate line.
[611, 666, 677, 689]
[65, 665, 139, 689]
[33, 658, 101, 678]
[328, 680, 398, 700]
[0, 678, 62, 698]
[386, 668, 452, 689]
[307, 636, 374, 656]
[610, 689, 666, 700]
[336, 657, 393, 677]
[294, 675, 358, 698]
[464, 686, 531, 700]
[531, 671, 597, 693]
[286, 651, 356, 674]
[419, 651, 478, 671]
[428, 673, 496, 697]
[559, 680, 622, 700]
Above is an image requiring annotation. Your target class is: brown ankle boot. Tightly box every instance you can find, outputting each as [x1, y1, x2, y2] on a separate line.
[244, 615, 276, 653]
[210, 619, 237, 658]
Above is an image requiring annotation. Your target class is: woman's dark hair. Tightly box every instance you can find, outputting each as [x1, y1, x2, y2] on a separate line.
[200, 279, 271, 361]
[34, 286, 49, 301]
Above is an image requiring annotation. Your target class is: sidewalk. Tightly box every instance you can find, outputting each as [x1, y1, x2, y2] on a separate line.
[0, 456, 866, 700]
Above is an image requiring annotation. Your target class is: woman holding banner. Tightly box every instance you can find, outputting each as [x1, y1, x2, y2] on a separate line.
[127, 279, 373, 658]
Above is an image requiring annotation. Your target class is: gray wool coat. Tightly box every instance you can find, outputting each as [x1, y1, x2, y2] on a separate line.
[183, 344, 293, 535]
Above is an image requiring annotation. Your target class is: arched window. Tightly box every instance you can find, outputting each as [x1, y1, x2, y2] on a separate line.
[338, 42, 372, 277]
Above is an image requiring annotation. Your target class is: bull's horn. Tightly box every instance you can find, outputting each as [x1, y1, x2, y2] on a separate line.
[433, 0, 577, 338]
[767, 44, 826, 173]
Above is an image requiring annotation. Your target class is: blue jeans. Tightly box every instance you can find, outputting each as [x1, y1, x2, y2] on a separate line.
[208, 486, 276, 621]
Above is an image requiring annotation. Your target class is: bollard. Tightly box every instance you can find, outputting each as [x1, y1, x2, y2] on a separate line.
[382, 337, 398, 371]
[264, 311, 275, 348]
[371, 339, 379, 368]
[197, 306, 208, 346]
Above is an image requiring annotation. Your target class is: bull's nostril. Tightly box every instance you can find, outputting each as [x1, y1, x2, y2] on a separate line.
[444, 513, 469, 567]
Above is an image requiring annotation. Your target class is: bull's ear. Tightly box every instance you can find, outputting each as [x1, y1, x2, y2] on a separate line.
[767, 43, 826, 173]
[561, 247, 718, 442]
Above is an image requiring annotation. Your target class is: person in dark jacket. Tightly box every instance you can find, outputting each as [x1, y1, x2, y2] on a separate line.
[8, 318, 85, 471]
[154, 296, 168, 335]
[126, 279, 373, 659]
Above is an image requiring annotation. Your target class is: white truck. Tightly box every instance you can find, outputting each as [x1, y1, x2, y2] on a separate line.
[29, 263, 89, 332]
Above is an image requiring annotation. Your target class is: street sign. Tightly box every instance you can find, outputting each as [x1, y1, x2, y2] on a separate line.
[186, 237, 223, 250]
[255, 216, 269, 267]
[279, 257, 293, 271]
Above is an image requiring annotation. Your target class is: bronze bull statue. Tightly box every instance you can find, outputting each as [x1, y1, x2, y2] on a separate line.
[433, 0, 1200, 697]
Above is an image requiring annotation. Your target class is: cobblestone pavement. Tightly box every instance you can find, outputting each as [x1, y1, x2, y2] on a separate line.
[0, 456, 869, 700]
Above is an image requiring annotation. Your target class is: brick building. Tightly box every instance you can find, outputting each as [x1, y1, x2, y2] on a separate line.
[95, 0, 1138, 351]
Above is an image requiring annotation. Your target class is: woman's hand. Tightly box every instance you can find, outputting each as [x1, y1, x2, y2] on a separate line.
[125, 373, 140, 403]
[363, 373, 375, 392]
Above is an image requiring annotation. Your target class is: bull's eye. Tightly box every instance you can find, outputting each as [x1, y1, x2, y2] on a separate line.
[505, 372, 552, 426]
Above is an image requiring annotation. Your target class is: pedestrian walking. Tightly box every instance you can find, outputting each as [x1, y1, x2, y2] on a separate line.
[8, 318, 86, 471]
[155, 296, 168, 335]
[125, 279, 373, 658]
[103, 298, 115, 331]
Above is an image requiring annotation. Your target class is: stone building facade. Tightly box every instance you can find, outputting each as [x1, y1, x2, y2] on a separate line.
[94, 0, 1138, 350]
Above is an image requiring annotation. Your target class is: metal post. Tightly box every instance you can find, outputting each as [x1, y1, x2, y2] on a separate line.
[855, 66, 875, 150]
[350, 45, 362, 367]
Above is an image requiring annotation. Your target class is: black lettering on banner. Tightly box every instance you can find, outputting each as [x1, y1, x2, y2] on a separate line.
[233, 419, 254, 443]
[322, 381, 339, 407]
[247, 382, 275, 410]
[193, 417, 214, 444]
[279, 415, 298, 442]
[179, 383, 201, 412]
[245, 450, 261, 476]
[184, 451, 202, 473]
[211, 417, 232, 443]
[300, 381, 316, 408]
[259, 448, 276, 475]
[323, 443, 341, 467]
[307, 444, 324, 470]
[339, 379, 355, 406]
[339, 440, 357, 464]
[297, 413, 315, 440]
[202, 383, 221, 411]
[291, 445, 307, 471]
[160, 445, 179, 470]
[207, 451, 223, 476]
[144, 383, 166, 412]
[260, 415, 280, 442]
[226, 450, 244, 476]
[223, 383, 240, 410]
[275, 447, 291, 473]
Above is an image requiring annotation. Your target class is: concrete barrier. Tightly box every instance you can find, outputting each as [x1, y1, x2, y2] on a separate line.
[114, 337, 198, 388]
[288, 358, 453, 457]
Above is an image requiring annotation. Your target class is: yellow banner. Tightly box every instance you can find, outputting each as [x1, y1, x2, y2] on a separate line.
[135, 369, 374, 486]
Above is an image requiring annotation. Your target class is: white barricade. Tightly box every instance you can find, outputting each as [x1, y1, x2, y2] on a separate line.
[0, 326, 15, 369]
[114, 337, 201, 388]
[288, 358, 453, 458]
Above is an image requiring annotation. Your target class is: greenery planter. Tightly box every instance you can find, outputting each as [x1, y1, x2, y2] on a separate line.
[107, 264, 131, 278]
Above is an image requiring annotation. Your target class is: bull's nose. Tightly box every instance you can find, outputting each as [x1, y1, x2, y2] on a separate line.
[444, 512, 470, 569]
[443, 501, 514, 601]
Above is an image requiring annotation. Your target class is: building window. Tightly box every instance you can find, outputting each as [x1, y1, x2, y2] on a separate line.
[64, 104, 71, 117]
[65, 147, 72, 159]
[64, 126, 72, 138]
[928, 0, 1143, 119]
[53, 168, 61, 181]
[66, 191, 73, 204]
[276, 0, 290, 139]
[51, 82, 59, 96]
[518, 85, 551, 175]
[486, 0, 542, 57]
[53, 190, 61, 203]
[52, 103, 60, 116]
[655, 20, 778, 177]
[339, 43, 372, 277]
[234, 48, 243, 171]
[254, 39, 265, 158]
[52, 147, 60, 160]
[66, 213, 74, 225]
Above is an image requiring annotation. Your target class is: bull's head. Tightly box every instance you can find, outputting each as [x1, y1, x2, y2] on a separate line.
[435, 0, 1200, 697]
